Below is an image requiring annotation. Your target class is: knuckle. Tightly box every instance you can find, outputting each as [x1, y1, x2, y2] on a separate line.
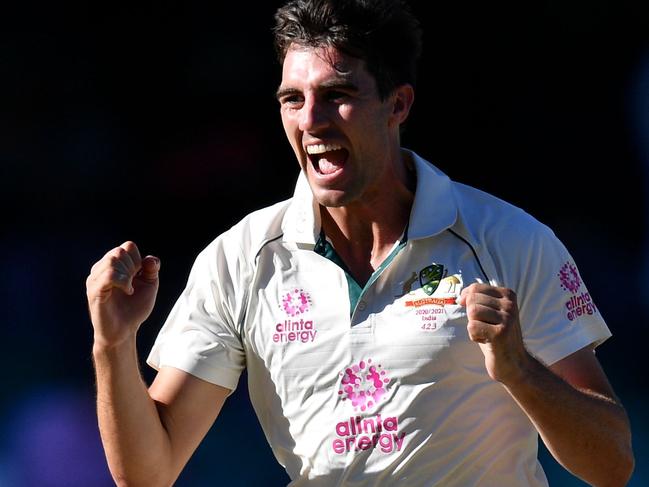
[501, 300, 516, 315]
[107, 250, 130, 269]
[499, 290, 518, 315]
[467, 321, 479, 334]
[467, 323, 486, 342]
[503, 287, 517, 301]
[114, 247, 129, 259]
[122, 241, 140, 258]
[106, 267, 128, 283]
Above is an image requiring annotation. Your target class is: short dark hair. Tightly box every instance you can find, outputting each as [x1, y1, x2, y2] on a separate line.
[273, 0, 422, 100]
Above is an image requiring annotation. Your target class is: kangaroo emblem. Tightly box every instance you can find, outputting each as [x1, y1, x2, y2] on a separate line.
[438, 275, 461, 294]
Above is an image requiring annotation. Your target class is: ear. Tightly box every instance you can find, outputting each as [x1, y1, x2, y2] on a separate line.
[388, 84, 415, 127]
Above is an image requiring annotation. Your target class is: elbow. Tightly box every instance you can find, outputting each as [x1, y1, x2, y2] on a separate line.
[614, 412, 635, 486]
[598, 430, 635, 487]
[574, 412, 635, 487]
[613, 441, 635, 487]
[600, 456, 634, 487]
[598, 402, 635, 487]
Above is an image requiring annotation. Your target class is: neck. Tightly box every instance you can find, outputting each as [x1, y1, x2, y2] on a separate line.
[320, 164, 414, 285]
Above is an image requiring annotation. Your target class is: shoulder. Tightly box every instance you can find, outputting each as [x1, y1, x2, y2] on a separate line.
[452, 181, 558, 249]
[226, 199, 291, 250]
[450, 181, 566, 287]
[190, 198, 293, 277]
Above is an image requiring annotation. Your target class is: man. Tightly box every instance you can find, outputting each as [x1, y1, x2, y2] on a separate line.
[86, 0, 634, 485]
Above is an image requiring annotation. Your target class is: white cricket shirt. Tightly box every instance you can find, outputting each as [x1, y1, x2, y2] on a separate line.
[147, 150, 610, 486]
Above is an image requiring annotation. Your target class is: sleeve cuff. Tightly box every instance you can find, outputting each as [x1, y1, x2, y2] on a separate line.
[146, 353, 242, 394]
[527, 322, 612, 366]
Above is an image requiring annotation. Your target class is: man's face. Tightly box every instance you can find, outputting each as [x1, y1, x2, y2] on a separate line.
[277, 45, 399, 208]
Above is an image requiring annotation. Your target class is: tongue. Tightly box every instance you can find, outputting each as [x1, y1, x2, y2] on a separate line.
[317, 149, 346, 175]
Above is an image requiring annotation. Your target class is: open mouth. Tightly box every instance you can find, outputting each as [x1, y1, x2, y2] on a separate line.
[306, 143, 349, 176]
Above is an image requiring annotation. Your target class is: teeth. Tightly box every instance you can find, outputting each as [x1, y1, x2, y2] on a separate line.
[306, 143, 342, 155]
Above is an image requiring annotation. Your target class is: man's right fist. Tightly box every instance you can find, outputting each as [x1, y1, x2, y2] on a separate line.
[86, 241, 160, 347]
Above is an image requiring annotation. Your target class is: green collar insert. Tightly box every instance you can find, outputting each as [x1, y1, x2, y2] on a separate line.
[314, 228, 408, 316]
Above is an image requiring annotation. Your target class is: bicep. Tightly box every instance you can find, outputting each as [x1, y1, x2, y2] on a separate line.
[148, 366, 231, 480]
[549, 344, 619, 402]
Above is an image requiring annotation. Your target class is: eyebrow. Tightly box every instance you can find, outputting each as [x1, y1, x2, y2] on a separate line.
[275, 87, 301, 101]
[275, 80, 360, 101]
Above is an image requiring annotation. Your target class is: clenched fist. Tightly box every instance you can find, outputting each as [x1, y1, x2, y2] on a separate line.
[459, 283, 532, 385]
[86, 241, 160, 348]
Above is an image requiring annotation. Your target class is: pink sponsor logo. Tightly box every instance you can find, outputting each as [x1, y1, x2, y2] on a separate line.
[274, 289, 317, 344]
[558, 262, 581, 294]
[565, 292, 598, 321]
[280, 288, 311, 316]
[331, 359, 406, 455]
[558, 262, 599, 321]
[338, 359, 390, 412]
[332, 414, 405, 455]
[333, 359, 406, 455]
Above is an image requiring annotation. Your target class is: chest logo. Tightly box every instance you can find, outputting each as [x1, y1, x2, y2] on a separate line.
[338, 359, 391, 413]
[333, 359, 406, 455]
[280, 288, 311, 316]
[273, 288, 317, 344]
[419, 264, 445, 295]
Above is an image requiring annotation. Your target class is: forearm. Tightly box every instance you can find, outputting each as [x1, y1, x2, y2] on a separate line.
[93, 338, 173, 487]
[504, 355, 634, 487]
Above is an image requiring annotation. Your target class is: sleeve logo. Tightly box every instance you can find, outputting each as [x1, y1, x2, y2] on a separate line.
[558, 262, 582, 294]
[558, 261, 598, 321]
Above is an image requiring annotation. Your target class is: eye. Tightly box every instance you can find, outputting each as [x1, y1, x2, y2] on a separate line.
[280, 94, 304, 109]
[326, 90, 348, 103]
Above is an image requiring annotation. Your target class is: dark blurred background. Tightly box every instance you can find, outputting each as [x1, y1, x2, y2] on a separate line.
[1, 1, 647, 485]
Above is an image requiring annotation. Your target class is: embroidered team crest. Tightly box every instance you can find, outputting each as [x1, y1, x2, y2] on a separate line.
[419, 264, 445, 296]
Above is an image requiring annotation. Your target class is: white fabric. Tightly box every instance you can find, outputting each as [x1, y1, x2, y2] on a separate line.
[147, 150, 610, 486]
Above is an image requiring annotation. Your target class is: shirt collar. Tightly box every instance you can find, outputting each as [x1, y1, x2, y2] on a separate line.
[282, 171, 321, 245]
[282, 149, 457, 244]
[405, 149, 458, 240]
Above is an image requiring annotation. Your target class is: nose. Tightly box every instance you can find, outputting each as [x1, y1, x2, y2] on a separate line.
[298, 96, 329, 133]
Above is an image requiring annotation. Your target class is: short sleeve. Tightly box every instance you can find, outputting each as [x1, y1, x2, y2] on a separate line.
[146, 236, 248, 392]
[492, 218, 611, 366]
